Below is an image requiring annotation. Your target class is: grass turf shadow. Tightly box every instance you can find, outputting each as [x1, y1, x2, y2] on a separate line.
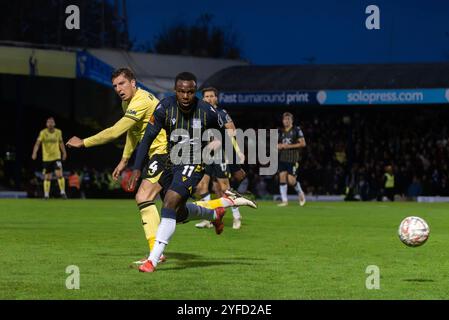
[158, 259, 257, 271]
[157, 252, 264, 271]
[402, 279, 435, 283]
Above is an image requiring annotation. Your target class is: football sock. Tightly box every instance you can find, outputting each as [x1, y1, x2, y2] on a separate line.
[44, 180, 51, 197]
[149, 241, 167, 268]
[185, 203, 216, 221]
[294, 181, 304, 194]
[57, 177, 66, 194]
[232, 207, 241, 220]
[280, 183, 288, 203]
[149, 208, 177, 267]
[138, 201, 160, 252]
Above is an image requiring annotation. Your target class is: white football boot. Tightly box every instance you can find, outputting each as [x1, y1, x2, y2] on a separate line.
[232, 218, 242, 230]
[299, 192, 306, 206]
[195, 220, 213, 228]
[224, 189, 257, 209]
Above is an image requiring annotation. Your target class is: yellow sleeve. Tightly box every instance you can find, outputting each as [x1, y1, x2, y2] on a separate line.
[37, 130, 44, 141]
[58, 130, 63, 142]
[122, 130, 139, 160]
[84, 117, 136, 148]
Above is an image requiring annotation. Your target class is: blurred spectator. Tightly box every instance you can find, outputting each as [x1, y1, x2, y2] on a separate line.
[383, 165, 395, 201]
[68, 171, 81, 198]
[254, 175, 269, 198]
[13, 108, 449, 199]
[407, 176, 422, 200]
[80, 166, 92, 199]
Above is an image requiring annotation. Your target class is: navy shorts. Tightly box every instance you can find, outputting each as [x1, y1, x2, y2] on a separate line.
[204, 163, 230, 179]
[229, 163, 243, 174]
[169, 164, 205, 200]
[278, 161, 298, 176]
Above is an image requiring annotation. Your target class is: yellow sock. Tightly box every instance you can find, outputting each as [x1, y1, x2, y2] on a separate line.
[57, 177, 66, 194]
[44, 180, 51, 196]
[195, 198, 231, 210]
[138, 201, 160, 252]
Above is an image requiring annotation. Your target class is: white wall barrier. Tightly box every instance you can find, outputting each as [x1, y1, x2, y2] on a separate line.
[417, 196, 449, 203]
[273, 195, 345, 202]
[0, 191, 28, 199]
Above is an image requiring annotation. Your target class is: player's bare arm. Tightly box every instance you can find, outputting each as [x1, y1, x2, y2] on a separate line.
[59, 141, 67, 161]
[66, 117, 136, 148]
[112, 157, 129, 180]
[66, 136, 84, 148]
[31, 139, 41, 160]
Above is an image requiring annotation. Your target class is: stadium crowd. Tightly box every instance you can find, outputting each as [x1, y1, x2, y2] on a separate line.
[1, 107, 448, 201]
[255, 108, 449, 200]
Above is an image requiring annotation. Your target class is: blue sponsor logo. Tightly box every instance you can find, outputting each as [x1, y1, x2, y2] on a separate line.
[318, 89, 449, 105]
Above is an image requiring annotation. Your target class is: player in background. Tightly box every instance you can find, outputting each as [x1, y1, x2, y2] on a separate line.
[277, 112, 306, 206]
[32, 117, 67, 199]
[128, 72, 257, 273]
[195, 87, 246, 230]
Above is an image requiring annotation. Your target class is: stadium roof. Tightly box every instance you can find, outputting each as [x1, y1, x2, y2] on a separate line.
[0, 42, 249, 95]
[201, 63, 449, 91]
[88, 49, 249, 93]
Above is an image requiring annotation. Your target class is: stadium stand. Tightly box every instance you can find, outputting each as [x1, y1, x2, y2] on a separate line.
[0, 43, 248, 194]
[201, 63, 449, 90]
[202, 64, 449, 201]
[1, 43, 449, 201]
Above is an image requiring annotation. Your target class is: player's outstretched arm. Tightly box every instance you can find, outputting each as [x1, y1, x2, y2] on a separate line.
[66, 117, 136, 148]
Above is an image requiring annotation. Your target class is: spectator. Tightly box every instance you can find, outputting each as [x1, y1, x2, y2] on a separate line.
[407, 176, 422, 200]
[383, 165, 395, 201]
[68, 170, 81, 198]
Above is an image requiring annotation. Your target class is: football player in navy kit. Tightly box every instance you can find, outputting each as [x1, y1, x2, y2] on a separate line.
[277, 112, 307, 206]
[195, 87, 246, 230]
[128, 72, 256, 272]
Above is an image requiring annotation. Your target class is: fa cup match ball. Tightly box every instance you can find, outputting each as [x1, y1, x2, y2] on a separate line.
[398, 216, 430, 247]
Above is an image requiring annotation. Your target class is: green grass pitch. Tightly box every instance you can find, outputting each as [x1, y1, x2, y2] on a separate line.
[1, 199, 449, 299]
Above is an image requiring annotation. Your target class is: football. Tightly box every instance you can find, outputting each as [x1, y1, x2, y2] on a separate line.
[398, 216, 430, 247]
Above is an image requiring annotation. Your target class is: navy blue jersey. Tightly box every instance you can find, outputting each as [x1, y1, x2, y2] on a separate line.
[217, 107, 233, 125]
[206, 106, 232, 140]
[279, 125, 304, 163]
[133, 96, 224, 170]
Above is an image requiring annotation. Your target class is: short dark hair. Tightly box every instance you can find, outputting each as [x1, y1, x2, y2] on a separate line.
[201, 87, 218, 97]
[175, 72, 197, 85]
[111, 68, 136, 82]
[47, 116, 55, 121]
[283, 112, 294, 120]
